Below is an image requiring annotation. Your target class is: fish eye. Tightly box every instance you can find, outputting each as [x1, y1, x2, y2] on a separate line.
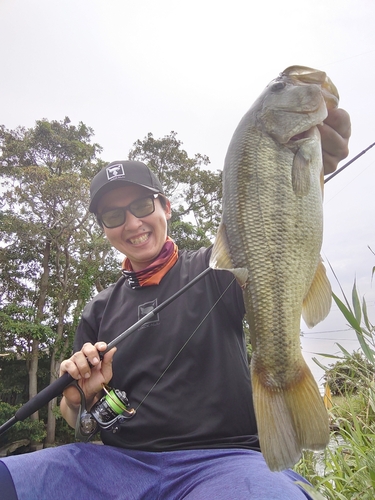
[271, 81, 286, 92]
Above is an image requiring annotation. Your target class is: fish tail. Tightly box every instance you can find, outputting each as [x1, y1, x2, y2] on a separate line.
[252, 360, 330, 471]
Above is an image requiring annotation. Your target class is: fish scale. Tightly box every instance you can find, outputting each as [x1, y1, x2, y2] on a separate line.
[210, 66, 338, 471]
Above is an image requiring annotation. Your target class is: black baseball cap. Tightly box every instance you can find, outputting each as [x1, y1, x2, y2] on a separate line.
[89, 160, 164, 213]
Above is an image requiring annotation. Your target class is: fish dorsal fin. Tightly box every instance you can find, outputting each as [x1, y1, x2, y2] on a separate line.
[302, 258, 332, 328]
[292, 148, 311, 196]
[210, 222, 248, 286]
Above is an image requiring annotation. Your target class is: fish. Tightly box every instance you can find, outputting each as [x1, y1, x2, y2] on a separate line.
[210, 65, 339, 471]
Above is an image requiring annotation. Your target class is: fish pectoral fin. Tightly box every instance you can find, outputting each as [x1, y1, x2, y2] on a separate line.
[292, 149, 311, 196]
[302, 258, 332, 328]
[210, 222, 248, 286]
[210, 222, 233, 268]
[229, 267, 249, 287]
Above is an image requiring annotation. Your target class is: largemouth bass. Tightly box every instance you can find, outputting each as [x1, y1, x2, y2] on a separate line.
[210, 66, 338, 471]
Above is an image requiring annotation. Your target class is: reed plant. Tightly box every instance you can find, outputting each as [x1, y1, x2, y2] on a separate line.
[295, 273, 375, 499]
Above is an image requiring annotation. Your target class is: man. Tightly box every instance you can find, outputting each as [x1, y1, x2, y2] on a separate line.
[0, 109, 351, 499]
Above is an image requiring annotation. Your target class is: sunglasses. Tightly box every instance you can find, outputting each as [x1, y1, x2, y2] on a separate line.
[98, 194, 159, 229]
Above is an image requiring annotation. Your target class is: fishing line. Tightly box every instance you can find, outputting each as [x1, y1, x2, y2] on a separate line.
[134, 275, 236, 411]
[304, 338, 359, 342]
[325, 159, 375, 206]
[302, 328, 352, 335]
[324, 49, 375, 68]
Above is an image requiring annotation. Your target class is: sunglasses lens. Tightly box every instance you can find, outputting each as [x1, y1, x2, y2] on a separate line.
[100, 196, 157, 229]
[101, 208, 126, 228]
[130, 197, 155, 217]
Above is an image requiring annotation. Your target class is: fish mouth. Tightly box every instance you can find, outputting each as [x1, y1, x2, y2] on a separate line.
[290, 128, 315, 142]
[282, 65, 339, 109]
[288, 124, 320, 144]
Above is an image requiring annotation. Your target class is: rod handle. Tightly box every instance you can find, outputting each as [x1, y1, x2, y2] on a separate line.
[15, 372, 75, 421]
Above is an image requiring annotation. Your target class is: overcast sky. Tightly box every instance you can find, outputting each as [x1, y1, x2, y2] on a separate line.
[1, 0, 374, 384]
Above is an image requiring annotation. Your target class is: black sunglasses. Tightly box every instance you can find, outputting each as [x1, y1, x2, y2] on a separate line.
[98, 194, 159, 229]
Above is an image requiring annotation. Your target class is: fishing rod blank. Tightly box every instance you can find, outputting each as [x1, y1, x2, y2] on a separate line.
[324, 142, 375, 184]
[0, 266, 212, 437]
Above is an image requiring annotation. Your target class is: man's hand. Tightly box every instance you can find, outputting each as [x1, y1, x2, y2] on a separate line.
[319, 108, 351, 175]
[59, 342, 117, 427]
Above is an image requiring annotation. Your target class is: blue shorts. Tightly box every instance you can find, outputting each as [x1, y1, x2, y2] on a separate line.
[0, 443, 314, 500]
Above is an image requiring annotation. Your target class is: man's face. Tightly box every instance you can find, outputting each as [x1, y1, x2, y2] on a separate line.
[97, 184, 171, 271]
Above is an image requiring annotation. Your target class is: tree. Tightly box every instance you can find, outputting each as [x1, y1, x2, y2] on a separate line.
[0, 124, 222, 447]
[324, 350, 374, 396]
[0, 117, 120, 444]
[129, 131, 222, 249]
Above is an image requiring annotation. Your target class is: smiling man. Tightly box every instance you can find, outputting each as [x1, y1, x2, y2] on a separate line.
[97, 187, 171, 272]
[0, 108, 351, 500]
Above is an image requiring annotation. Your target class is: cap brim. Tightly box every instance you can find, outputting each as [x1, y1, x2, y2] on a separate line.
[89, 179, 160, 213]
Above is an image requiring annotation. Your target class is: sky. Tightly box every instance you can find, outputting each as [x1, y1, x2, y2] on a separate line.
[1, 0, 374, 385]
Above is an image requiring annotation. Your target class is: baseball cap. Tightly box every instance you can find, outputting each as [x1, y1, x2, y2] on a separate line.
[89, 160, 164, 213]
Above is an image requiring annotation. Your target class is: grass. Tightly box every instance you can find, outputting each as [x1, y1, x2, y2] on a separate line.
[294, 274, 375, 499]
[296, 401, 375, 499]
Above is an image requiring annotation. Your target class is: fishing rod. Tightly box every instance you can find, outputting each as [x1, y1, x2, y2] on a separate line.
[1, 142, 373, 437]
[0, 266, 213, 437]
[324, 141, 375, 183]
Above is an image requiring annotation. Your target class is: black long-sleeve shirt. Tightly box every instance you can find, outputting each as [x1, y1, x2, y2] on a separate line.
[74, 247, 259, 452]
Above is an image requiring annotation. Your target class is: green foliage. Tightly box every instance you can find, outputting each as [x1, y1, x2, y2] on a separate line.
[0, 356, 50, 405]
[0, 117, 114, 353]
[296, 403, 375, 499]
[0, 356, 28, 406]
[323, 350, 373, 396]
[0, 305, 55, 353]
[53, 405, 76, 444]
[295, 269, 375, 498]
[0, 402, 46, 447]
[0, 117, 119, 443]
[129, 131, 222, 250]
[0, 117, 102, 175]
[242, 318, 252, 362]
[0, 356, 64, 445]
[0, 122, 220, 446]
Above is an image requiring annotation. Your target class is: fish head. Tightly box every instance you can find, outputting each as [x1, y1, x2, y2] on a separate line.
[282, 65, 339, 109]
[256, 65, 339, 145]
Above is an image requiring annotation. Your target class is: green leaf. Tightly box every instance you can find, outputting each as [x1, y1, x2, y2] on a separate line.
[355, 330, 375, 364]
[332, 292, 375, 363]
[335, 343, 353, 358]
[362, 297, 373, 332]
[327, 260, 352, 310]
[294, 482, 326, 500]
[312, 356, 329, 371]
[351, 280, 362, 324]
[332, 293, 362, 333]
[313, 353, 343, 359]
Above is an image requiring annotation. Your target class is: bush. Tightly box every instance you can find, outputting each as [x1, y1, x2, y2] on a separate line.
[0, 402, 46, 448]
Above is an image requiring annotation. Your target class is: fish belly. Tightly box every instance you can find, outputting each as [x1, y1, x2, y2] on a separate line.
[213, 128, 330, 470]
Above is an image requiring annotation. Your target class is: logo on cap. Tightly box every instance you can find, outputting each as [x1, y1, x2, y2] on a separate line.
[106, 163, 125, 180]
